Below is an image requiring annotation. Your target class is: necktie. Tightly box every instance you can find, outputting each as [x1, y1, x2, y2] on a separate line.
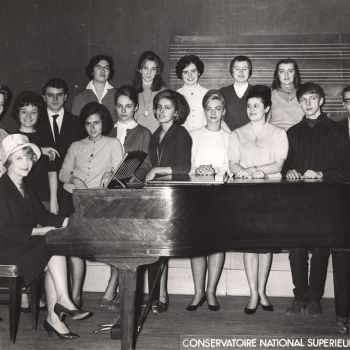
[51, 114, 59, 143]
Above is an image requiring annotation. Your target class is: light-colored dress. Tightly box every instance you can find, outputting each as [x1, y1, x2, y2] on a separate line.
[134, 86, 164, 134]
[228, 122, 288, 179]
[177, 83, 208, 132]
[59, 136, 123, 193]
[190, 127, 230, 176]
[269, 89, 304, 130]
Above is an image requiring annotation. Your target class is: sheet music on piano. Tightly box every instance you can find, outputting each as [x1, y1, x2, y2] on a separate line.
[107, 151, 147, 189]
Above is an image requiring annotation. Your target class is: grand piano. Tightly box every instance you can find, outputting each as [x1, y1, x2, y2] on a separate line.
[46, 176, 350, 350]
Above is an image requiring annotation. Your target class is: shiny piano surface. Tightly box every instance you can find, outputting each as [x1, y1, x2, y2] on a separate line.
[46, 177, 350, 349]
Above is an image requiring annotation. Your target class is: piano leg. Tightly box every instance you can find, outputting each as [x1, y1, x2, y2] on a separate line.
[119, 268, 137, 350]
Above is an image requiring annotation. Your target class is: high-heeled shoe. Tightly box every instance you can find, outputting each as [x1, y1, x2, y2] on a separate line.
[44, 320, 80, 339]
[54, 303, 92, 321]
[186, 294, 206, 311]
[244, 297, 260, 314]
[207, 296, 220, 311]
[261, 302, 274, 311]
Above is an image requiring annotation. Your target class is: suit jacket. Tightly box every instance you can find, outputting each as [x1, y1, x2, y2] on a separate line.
[37, 110, 82, 171]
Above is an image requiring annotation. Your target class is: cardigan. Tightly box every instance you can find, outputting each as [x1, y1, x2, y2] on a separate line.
[283, 113, 347, 179]
[72, 87, 117, 125]
[59, 136, 124, 193]
[149, 124, 192, 174]
[220, 84, 252, 131]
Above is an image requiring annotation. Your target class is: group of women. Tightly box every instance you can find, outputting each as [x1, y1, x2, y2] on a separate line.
[0, 49, 345, 340]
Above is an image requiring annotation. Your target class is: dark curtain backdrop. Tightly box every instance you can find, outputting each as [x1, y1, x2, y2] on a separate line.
[1, 0, 350, 130]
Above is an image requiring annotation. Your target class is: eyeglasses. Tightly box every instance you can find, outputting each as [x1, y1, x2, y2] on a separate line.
[343, 99, 350, 105]
[95, 65, 110, 71]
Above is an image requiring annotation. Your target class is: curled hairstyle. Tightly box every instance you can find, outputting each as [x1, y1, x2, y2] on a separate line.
[79, 102, 113, 136]
[175, 55, 204, 80]
[202, 90, 227, 110]
[342, 85, 350, 100]
[153, 89, 190, 125]
[4, 146, 38, 169]
[85, 54, 115, 80]
[246, 85, 272, 109]
[296, 82, 325, 102]
[11, 91, 45, 124]
[271, 58, 301, 90]
[229, 55, 253, 78]
[42, 78, 69, 95]
[133, 51, 165, 92]
[114, 85, 139, 107]
[0, 85, 12, 114]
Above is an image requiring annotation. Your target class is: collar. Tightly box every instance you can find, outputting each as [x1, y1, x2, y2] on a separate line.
[86, 81, 114, 103]
[301, 112, 328, 125]
[47, 108, 64, 119]
[114, 120, 138, 130]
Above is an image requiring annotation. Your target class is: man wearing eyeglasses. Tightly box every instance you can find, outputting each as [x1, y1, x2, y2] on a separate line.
[331, 85, 350, 335]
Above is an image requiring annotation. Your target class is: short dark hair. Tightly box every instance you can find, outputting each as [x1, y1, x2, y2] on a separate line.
[342, 85, 350, 100]
[4, 146, 38, 169]
[11, 91, 45, 124]
[114, 85, 139, 107]
[0, 85, 12, 115]
[42, 78, 69, 95]
[153, 89, 190, 125]
[85, 54, 115, 80]
[133, 51, 165, 92]
[175, 55, 204, 80]
[296, 82, 325, 102]
[202, 90, 226, 110]
[229, 55, 253, 78]
[246, 85, 272, 109]
[271, 58, 301, 90]
[79, 102, 113, 136]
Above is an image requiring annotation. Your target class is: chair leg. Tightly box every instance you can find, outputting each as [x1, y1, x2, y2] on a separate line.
[29, 278, 40, 331]
[9, 276, 21, 343]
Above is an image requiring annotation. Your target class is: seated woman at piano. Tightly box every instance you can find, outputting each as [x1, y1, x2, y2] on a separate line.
[146, 89, 192, 313]
[100, 85, 152, 309]
[59, 102, 123, 307]
[228, 85, 288, 314]
[0, 134, 91, 339]
[187, 90, 230, 311]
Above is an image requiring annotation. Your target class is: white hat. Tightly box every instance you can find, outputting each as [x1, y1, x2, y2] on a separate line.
[2, 134, 41, 163]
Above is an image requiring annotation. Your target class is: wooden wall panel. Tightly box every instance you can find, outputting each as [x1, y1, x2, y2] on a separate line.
[1, 0, 350, 130]
[169, 34, 350, 119]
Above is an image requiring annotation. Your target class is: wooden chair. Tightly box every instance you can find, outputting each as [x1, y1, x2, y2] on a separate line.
[0, 264, 41, 343]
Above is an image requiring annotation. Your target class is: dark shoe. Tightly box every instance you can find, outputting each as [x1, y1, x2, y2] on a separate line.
[285, 299, 304, 316]
[260, 298, 274, 312]
[305, 300, 322, 317]
[157, 295, 169, 313]
[244, 297, 260, 314]
[186, 294, 206, 311]
[207, 295, 220, 311]
[54, 303, 92, 321]
[20, 307, 31, 313]
[44, 320, 80, 339]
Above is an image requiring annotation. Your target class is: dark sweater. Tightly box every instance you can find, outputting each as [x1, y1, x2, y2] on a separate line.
[149, 124, 192, 174]
[220, 84, 252, 131]
[283, 113, 347, 179]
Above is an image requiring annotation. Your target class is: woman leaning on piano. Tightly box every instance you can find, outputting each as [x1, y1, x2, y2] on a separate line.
[228, 85, 288, 314]
[145, 89, 192, 313]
